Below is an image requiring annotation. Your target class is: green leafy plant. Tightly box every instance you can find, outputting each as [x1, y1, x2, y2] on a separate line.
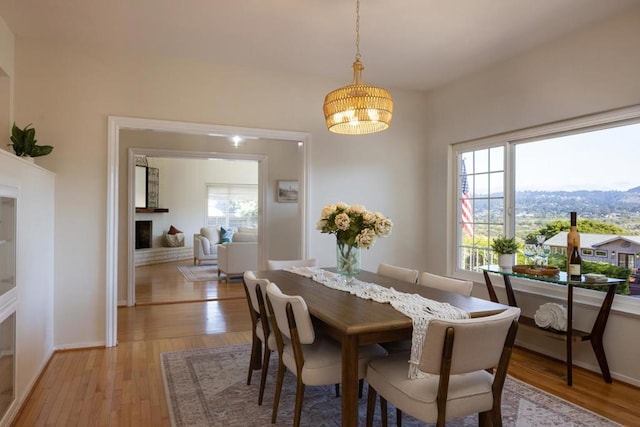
[8, 123, 53, 157]
[491, 236, 520, 254]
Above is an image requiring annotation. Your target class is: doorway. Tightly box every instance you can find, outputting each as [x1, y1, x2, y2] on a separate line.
[106, 116, 311, 347]
[132, 155, 259, 305]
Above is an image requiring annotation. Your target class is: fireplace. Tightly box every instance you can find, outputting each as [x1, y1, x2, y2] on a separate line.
[135, 220, 152, 249]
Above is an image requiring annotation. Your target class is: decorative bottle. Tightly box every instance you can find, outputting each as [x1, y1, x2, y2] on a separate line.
[569, 238, 582, 281]
[566, 212, 580, 273]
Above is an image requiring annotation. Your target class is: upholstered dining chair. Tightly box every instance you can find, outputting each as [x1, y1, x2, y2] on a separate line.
[418, 272, 474, 296]
[265, 282, 387, 427]
[266, 258, 317, 270]
[377, 263, 419, 284]
[242, 271, 276, 405]
[365, 307, 521, 427]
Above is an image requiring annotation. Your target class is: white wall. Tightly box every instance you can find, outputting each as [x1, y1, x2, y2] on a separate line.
[0, 18, 55, 425]
[12, 37, 428, 347]
[424, 6, 640, 384]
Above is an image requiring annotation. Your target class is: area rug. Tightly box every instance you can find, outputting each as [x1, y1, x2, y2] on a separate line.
[177, 264, 218, 282]
[160, 344, 619, 427]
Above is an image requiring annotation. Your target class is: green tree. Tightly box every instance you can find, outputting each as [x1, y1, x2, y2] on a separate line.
[524, 219, 626, 243]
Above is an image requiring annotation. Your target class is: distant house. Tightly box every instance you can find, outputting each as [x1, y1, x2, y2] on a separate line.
[545, 232, 640, 269]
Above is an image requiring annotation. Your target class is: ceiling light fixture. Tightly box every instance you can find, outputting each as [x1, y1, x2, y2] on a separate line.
[322, 0, 393, 135]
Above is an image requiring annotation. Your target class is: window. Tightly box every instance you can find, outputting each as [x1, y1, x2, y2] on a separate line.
[206, 184, 258, 228]
[452, 105, 640, 303]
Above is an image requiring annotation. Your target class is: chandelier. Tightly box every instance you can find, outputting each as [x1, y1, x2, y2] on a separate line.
[322, 0, 393, 135]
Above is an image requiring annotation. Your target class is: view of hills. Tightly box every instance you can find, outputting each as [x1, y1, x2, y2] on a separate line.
[514, 188, 640, 219]
[472, 188, 640, 236]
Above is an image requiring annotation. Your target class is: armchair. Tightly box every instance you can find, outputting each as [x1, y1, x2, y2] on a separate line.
[217, 237, 258, 283]
[193, 227, 220, 265]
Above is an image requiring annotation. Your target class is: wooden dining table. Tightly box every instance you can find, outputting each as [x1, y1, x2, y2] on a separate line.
[254, 268, 510, 426]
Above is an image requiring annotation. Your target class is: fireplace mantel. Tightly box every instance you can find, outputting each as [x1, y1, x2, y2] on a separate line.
[135, 208, 169, 213]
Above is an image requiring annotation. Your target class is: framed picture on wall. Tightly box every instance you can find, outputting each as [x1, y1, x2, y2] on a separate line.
[147, 167, 159, 208]
[277, 180, 298, 203]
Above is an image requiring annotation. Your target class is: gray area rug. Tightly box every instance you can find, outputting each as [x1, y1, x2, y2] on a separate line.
[177, 264, 218, 282]
[161, 344, 619, 427]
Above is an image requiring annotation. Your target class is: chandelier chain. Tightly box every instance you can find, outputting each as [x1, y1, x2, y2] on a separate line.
[355, 0, 361, 61]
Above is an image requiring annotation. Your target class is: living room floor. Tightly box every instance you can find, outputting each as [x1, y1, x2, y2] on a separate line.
[11, 261, 640, 425]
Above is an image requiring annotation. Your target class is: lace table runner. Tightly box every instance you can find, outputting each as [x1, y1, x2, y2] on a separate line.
[284, 267, 469, 379]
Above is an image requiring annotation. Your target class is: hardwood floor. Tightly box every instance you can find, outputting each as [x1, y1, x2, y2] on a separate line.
[12, 261, 640, 426]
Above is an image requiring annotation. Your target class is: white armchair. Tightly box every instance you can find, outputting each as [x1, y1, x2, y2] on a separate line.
[193, 227, 220, 265]
[217, 232, 258, 283]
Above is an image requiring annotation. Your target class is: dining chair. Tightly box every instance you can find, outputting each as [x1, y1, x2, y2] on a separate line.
[242, 271, 276, 405]
[265, 281, 387, 427]
[377, 263, 419, 284]
[418, 272, 474, 296]
[266, 258, 317, 270]
[365, 306, 521, 427]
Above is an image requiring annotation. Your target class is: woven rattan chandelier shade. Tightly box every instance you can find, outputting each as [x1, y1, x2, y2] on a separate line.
[323, 0, 393, 135]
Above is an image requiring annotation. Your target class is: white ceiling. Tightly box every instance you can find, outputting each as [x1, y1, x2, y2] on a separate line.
[0, 0, 638, 91]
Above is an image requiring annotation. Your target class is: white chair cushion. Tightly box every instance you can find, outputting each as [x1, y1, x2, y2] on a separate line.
[200, 226, 220, 244]
[238, 227, 258, 234]
[419, 272, 474, 296]
[377, 263, 419, 284]
[282, 337, 387, 386]
[256, 323, 277, 351]
[367, 353, 494, 422]
[232, 232, 258, 242]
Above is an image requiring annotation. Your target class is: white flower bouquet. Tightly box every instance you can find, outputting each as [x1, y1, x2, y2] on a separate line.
[316, 202, 393, 249]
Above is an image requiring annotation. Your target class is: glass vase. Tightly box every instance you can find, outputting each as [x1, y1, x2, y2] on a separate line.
[336, 241, 361, 282]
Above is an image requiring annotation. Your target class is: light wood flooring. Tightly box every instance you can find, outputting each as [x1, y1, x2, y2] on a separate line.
[12, 260, 640, 426]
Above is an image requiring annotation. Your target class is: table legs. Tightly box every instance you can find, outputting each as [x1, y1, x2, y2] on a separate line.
[482, 270, 617, 386]
[342, 334, 359, 426]
[588, 283, 618, 384]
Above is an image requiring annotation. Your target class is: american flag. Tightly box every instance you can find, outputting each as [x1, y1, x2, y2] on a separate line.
[461, 160, 474, 236]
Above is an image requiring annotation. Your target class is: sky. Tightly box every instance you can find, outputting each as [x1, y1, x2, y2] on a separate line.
[515, 122, 640, 192]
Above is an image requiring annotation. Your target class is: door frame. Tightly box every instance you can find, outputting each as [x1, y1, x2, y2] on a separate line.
[106, 116, 310, 347]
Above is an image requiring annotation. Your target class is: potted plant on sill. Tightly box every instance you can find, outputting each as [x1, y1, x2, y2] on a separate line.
[491, 236, 520, 271]
[7, 123, 53, 160]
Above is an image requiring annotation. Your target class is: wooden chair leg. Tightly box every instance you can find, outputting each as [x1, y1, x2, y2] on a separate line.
[258, 348, 271, 405]
[479, 410, 492, 427]
[247, 334, 261, 385]
[358, 378, 364, 398]
[380, 396, 388, 427]
[271, 360, 286, 424]
[335, 384, 340, 398]
[396, 408, 402, 427]
[293, 378, 306, 427]
[366, 385, 377, 427]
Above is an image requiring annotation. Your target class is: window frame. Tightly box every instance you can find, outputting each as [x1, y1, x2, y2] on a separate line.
[449, 104, 640, 316]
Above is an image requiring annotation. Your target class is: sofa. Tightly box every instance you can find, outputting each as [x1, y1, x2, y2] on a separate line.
[217, 228, 258, 283]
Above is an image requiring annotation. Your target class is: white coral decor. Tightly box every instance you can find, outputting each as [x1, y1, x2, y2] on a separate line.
[317, 202, 393, 249]
[534, 303, 567, 331]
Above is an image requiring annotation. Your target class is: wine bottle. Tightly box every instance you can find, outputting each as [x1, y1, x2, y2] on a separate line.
[567, 212, 580, 273]
[569, 238, 582, 281]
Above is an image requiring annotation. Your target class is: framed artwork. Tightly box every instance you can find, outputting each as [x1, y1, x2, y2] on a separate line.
[146, 167, 159, 208]
[581, 248, 594, 256]
[277, 180, 298, 203]
[594, 249, 608, 257]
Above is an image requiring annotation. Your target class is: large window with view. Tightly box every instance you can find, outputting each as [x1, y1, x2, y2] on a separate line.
[454, 109, 640, 300]
[206, 184, 258, 229]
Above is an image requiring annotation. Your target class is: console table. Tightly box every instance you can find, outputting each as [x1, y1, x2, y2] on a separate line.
[482, 266, 621, 386]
